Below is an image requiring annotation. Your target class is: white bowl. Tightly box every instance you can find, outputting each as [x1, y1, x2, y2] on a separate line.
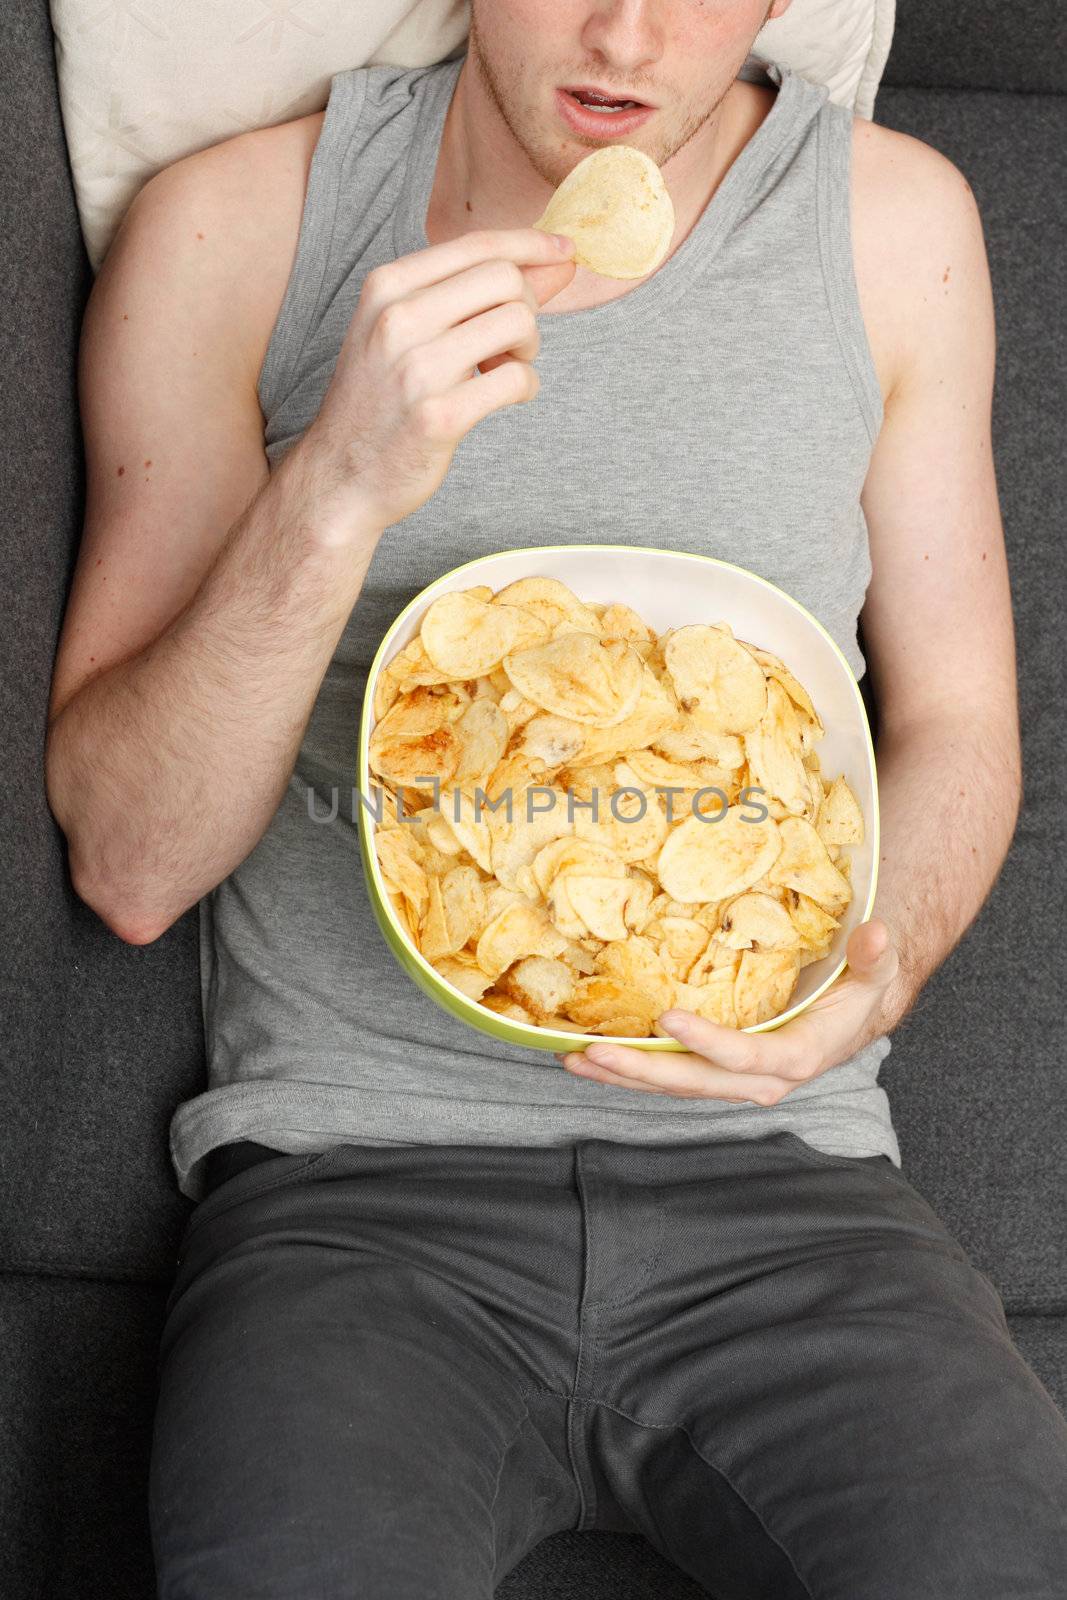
[358, 544, 879, 1052]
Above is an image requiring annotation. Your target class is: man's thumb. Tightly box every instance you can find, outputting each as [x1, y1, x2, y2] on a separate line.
[847, 918, 899, 986]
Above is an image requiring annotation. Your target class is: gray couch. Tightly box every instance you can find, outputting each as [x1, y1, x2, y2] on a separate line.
[2, 2, 1064, 1593]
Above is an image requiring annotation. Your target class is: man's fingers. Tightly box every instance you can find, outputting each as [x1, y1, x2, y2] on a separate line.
[521, 257, 580, 306]
[561, 1045, 793, 1106]
[365, 227, 575, 307]
[654, 1008, 808, 1075]
[477, 262, 576, 373]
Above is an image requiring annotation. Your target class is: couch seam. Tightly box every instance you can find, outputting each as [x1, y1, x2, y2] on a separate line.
[0, 1260, 173, 1287]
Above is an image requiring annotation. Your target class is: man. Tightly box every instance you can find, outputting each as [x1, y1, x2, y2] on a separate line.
[44, 0, 1067, 1594]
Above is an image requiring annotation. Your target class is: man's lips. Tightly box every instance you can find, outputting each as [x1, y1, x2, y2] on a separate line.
[561, 83, 655, 109]
[555, 90, 656, 137]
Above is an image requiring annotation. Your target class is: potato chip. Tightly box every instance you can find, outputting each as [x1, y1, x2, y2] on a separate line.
[653, 716, 746, 767]
[483, 883, 527, 923]
[390, 892, 419, 945]
[816, 775, 865, 847]
[686, 937, 741, 986]
[532, 145, 675, 279]
[489, 789, 573, 890]
[476, 897, 567, 979]
[766, 816, 851, 917]
[745, 644, 824, 729]
[577, 666, 676, 763]
[558, 875, 636, 942]
[595, 936, 675, 1017]
[554, 761, 614, 800]
[716, 891, 801, 952]
[503, 633, 643, 727]
[368, 685, 463, 787]
[665, 969, 738, 1029]
[542, 874, 589, 941]
[452, 698, 509, 790]
[434, 955, 496, 1001]
[375, 828, 430, 922]
[422, 590, 547, 677]
[479, 992, 536, 1023]
[593, 1014, 655, 1038]
[788, 889, 839, 952]
[622, 870, 655, 931]
[733, 948, 802, 1027]
[531, 836, 628, 898]
[617, 753, 739, 822]
[518, 714, 588, 769]
[743, 679, 815, 819]
[500, 955, 576, 1019]
[432, 790, 494, 873]
[497, 687, 540, 731]
[657, 806, 782, 903]
[691, 900, 729, 934]
[597, 603, 654, 651]
[573, 780, 669, 863]
[559, 938, 600, 976]
[619, 749, 704, 792]
[643, 916, 711, 980]
[563, 975, 656, 1031]
[373, 638, 458, 720]
[664, 625, 768, 734]
[492, 577, 603, 637]
[419, 866, 487, 961]
[423, 810, 463, 858]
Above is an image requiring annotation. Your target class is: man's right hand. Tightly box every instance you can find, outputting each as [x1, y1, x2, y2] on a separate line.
[300, 227, 577, 535]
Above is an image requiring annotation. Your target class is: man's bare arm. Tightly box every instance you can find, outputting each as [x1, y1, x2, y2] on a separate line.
[854, 124, 1022, 1030]
[45, 134, 577, 944]
[43, 139, 385, 943]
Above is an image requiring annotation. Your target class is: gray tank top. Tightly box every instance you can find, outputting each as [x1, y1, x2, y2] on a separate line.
[170, 51, 899, 1199]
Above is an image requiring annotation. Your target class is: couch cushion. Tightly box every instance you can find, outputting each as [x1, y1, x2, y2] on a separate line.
[884, 0, 1067, 94]
[869, 86, 1067, 1313]
[0, 0, 204, 1286]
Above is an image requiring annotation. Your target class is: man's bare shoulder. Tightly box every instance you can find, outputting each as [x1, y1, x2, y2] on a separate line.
[848, 114, 988, 406]
[144, 110, 326, 395]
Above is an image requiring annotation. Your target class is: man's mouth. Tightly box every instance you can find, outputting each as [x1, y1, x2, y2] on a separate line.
[561, 85, 650, 113]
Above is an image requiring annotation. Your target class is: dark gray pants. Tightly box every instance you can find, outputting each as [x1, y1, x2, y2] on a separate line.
[149, 1132, 1067, 1598]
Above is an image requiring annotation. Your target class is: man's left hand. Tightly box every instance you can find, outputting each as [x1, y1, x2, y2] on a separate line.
[558, 917, 901, 1104]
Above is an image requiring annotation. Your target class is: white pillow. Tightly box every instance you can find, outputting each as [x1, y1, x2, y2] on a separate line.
[51, 0, 895, 273]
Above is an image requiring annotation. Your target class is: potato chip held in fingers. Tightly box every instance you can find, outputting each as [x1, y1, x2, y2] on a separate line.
[532, 145, 675, 280]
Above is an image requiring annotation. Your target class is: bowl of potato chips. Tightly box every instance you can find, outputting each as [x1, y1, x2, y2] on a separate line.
[357, 547, 878, 1053]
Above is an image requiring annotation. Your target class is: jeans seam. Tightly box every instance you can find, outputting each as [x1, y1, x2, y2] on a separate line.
[569, 1142, 598, 1530]
[181, 1151, 334, 1241]
[488, 1391, 533, 1585]
[531, 1387, 816, 1597]
[778, 1133, 907, 1181]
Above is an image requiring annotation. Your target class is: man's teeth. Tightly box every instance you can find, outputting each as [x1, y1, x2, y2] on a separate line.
[577, 100, 639, 113]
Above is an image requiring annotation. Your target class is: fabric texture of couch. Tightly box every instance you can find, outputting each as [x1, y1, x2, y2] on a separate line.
[2, 0, 1064, 1593]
